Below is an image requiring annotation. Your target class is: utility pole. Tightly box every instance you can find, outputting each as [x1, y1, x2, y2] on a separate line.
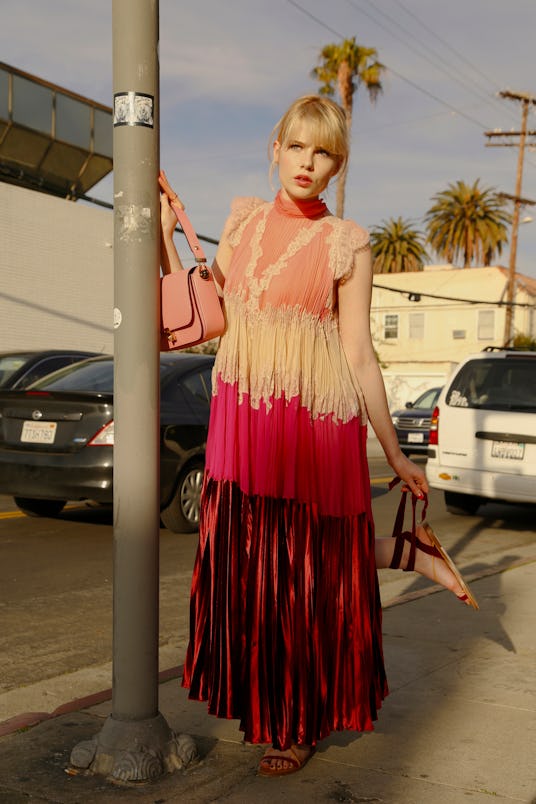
[485, 90, 536, 347]
[69, 0, 196, 781]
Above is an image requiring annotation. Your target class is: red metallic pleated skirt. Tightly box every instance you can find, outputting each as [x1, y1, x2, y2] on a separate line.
[182, 382, 388, 750]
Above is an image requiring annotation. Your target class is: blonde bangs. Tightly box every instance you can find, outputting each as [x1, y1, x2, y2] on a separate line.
[270, 95, 348, 171]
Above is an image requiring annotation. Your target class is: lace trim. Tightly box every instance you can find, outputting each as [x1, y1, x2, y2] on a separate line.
[226, 197, 266, 248]
[326, 219, 371, 283]
[214, 294, 367, 425]
[243, 212, 328, 303]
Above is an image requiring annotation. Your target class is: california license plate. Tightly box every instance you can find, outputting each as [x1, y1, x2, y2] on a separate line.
[408, 432, 424, 443]
[491, 441, 524, 460]
[21, 421, 57, 444]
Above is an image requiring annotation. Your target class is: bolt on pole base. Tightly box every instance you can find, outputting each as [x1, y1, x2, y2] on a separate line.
[68, 712, 197, 782]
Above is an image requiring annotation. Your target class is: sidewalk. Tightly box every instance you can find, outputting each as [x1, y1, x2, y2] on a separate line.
[0, 557, 534, 803]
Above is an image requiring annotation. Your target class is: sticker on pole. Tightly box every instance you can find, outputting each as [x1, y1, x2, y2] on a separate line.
[114, 92, 154, 128]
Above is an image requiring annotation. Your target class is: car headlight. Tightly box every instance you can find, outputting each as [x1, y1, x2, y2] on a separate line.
[391, 416, 400, 427]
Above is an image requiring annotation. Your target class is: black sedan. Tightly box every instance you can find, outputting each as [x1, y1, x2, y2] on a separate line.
[0, 350, 98, 389]
[0, 352, 214, 532]
[391, 386, 442, 457]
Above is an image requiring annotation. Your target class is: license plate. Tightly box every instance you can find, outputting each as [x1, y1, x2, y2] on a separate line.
[408, 432, 424, 443]
[21, 421, 57, 444]
[491, 441, 524, 460]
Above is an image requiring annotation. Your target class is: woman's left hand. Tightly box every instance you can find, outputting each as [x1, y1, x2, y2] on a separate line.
[389, 452, 429, 499]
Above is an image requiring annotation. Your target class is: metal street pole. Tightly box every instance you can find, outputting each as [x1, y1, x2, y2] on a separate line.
[69, 0, 196, 781]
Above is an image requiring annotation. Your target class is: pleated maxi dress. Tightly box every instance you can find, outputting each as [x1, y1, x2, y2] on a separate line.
[182, 190, 388, 750]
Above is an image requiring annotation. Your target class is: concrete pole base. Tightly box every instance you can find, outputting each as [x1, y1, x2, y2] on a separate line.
[69, 712, 198, 782]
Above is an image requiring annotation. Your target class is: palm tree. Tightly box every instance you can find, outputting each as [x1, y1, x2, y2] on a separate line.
[424, 179, 511, 267]
[370, 217, 429, 273]
[311, 37, 384, 217]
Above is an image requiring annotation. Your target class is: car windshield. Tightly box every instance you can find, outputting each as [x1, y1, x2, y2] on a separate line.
[30, 358, 174, 393]
[31, 359, 115, 392]
[411, 387, 441, 409]
[446, 357, 536, 412]
[0, 353, 33, 386]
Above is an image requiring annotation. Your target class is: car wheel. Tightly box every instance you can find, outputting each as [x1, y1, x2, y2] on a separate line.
[401, 448, 412, 457]
[444, 491, 480, 516]
[160, 460, 204, 533]
[13, 497, 66, 518]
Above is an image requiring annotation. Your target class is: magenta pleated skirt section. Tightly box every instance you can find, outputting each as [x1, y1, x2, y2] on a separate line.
[182, 379, 388, 749]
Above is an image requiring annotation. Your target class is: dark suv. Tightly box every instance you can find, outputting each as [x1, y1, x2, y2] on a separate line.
[391, 386, 443, 457]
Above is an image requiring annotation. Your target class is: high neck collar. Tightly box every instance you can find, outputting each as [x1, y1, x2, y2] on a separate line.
[274, 191, 328, 219]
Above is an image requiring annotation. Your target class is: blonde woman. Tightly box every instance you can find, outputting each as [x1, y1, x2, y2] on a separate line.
[160, 95, 475, 777]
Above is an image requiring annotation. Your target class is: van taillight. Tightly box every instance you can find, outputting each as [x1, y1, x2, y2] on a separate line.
[429, 405, 439, 445]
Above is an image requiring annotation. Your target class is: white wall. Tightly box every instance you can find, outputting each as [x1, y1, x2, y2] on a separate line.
[0, 183, 114, 354]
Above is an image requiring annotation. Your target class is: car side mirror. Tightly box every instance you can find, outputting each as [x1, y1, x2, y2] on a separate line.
[405, 402, 414, 409]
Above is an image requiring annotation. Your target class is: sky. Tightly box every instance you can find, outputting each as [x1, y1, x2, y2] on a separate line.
[2, 0, 536, 277]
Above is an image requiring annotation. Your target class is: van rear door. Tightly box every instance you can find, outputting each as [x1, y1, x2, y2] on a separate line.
[437, 354, 536, 479]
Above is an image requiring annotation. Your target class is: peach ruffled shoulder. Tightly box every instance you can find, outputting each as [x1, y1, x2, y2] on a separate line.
[224, 196, 266, 248]
[329, 218, 371, 283]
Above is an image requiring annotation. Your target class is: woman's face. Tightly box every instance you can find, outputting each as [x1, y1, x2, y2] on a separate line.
[273, 122, 340, 203]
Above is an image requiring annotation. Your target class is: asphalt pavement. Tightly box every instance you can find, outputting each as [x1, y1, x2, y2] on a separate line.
[0, 527, 535, 802]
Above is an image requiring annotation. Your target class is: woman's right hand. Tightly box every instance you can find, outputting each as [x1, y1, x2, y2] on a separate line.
[158, 170, 184, 207]
[160, 192, 178, 240]
[159, 170, 185, 240]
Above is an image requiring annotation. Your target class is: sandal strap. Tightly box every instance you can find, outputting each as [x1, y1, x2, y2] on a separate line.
[389, 477, 431, 571]
[260, 753, 301, 770]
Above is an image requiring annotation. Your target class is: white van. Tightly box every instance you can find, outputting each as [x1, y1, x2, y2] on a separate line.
[426, 348, 536, 514]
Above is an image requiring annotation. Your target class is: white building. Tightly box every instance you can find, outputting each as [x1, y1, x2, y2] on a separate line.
[0, 62, 114, 355]
[372, 265, 536, 410]
[0, 181, 114, 354]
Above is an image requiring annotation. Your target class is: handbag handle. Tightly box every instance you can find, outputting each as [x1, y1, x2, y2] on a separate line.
[159, 171, 207, 264]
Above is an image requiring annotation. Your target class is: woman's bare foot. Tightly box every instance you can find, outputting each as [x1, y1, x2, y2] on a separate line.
[411, 524, 465, 597]
[258, 744, 313, 776]
[375, 526, 477, 608]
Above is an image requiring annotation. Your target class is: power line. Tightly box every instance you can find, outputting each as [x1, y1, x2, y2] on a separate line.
[286, 0, 496, 132]
[78, 190, 533, 310]
[344, 0, 512, 123]
[78, 192, 219, 246]
[77, 191, 533, 310]
[390, 0, 509, 99]
[373, 281, 534, 309]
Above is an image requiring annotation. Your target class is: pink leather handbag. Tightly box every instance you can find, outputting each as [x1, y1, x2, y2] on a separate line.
[159, 174, 225, 351]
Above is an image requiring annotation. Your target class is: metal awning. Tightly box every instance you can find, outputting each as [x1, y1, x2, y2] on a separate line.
[0, 62, 112, 199]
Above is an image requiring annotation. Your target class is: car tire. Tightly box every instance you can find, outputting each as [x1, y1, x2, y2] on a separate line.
[444, 491, 480, 516]
[160, 460, 204, 533]
[13, 497, 66, 518]
[401, 448, 412, 457]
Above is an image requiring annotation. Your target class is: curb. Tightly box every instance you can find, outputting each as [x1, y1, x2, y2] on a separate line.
[0, 665, 183, 738]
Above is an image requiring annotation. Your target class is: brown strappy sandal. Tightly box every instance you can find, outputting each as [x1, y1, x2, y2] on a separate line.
[258, 745, 315, 777]
[389, 478, 479, 610]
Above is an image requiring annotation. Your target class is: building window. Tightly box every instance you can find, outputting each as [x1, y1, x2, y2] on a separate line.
[409, 312, 424, 340]
[384, 314, 399, 340]
[478, 310, 495, 341]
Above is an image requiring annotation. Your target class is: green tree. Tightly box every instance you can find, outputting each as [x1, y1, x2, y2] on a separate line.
[311, 37, 384, 217]
[425, 179, 511, 267]
[370, 217, 429, 273]
[513, 333, 536, 351]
